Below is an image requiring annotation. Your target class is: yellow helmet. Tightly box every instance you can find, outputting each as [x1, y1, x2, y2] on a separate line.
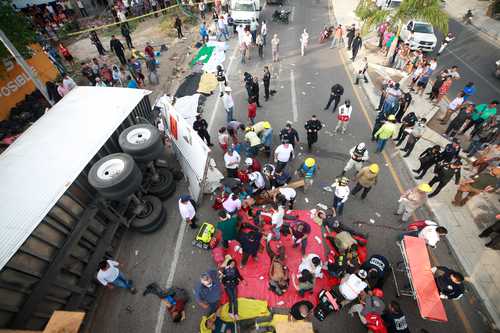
[245, 126, 253, 132]
[263, 121, 271, 129]
[417, 183, 432, 193]
[305, 158, 316, 168]
[368, 163, 379, 174]
[388, 115, 396, 121]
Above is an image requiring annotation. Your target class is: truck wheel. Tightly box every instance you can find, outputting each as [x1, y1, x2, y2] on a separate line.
[137, 205, 167, 233]
[130, 195, 164, 231]
[88, 153, 142, 200]
[119, 124, 164, 162]
[147, 168, 176, 200]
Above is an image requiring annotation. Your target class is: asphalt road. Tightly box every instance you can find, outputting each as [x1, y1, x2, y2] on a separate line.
[87, 2, 494, 333]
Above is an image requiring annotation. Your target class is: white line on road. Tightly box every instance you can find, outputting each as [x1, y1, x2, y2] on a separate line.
[207, 44, 240, 133]
[291, 6, 295, 22]
[290, 70, 298, 122]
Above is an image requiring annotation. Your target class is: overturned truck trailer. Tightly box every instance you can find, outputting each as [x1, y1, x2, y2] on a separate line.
[0, 87, 154, 330]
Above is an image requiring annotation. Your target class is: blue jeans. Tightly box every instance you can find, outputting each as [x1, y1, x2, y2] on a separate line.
[333, 195, 345, 216]
[226, 107, 234, 123]
[382, 100, 395, 115]
[466, 139, 485, 157]
[225, 285, 238, 315]
[376, 139, 388, 152]
[398, 229, 419, 241]
[111, 272, 132, 289]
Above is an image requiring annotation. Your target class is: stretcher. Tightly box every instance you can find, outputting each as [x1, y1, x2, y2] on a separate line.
[392, 236, 448, 322]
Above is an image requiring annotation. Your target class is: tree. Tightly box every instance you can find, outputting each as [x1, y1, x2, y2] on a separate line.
[0, 1, 37, 59]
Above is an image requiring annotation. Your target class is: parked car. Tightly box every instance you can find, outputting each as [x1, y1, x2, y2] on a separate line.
[399, 20, 438, 52]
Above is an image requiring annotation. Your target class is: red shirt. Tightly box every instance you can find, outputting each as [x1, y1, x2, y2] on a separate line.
[250, 159, 261, 172]
[145, 45, 155, 58]
[167, 298, 186, 319]
[248, 102, 257, 118]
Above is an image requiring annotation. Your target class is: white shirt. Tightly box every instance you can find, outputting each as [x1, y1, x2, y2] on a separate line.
[250, 20, 258, 31]
[222, 93, 234, 109]
[224, 151, 240, 169]
[264, 205, 284, 228]
[300, 32, 309, 45]
[97, 260, 120, 286]
[236, 25, 245, 44]
[261, 23, 267, 36]
[249, 171, 265, 189]
[279, 187, 296, 200]
[243, 33, 252, 47]
[223, 196, 241, 213]
[338, 104, 353, 120]
[218, 19, 226, 30]
[178, 199, 196, 220]
[298, 254, 323, 278]
[339, 274, 367, 300]
[419, 226, 441, 248]
[274, 144, 294, 163]
[333, 184, 350, 203]
[448, 96, 464, 110]
[76, 0, 84, 8]
[218, 132, 229, 145]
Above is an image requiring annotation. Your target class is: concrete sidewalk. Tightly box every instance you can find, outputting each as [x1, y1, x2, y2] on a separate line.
[331, 0, 500, 329]
[443, 0, 500, 43]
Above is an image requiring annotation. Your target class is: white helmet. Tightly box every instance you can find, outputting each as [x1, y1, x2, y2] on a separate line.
[245, 157, 253, 166]
[357, 142, 366, 150]
[357, 269, 367, 279]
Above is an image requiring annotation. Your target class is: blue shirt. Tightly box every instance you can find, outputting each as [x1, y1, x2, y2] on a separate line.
[300, 164, 317, 178]
[463, 85, 476, 101]
[195, 270, 221, 304]
[127, 80, 138, 89]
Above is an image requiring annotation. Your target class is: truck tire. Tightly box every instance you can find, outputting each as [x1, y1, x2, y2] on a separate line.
[88, 153, 142, 200]
[147, 168, 176, 200]
[130, 195, 164, 231]
[119, 124, 164, 162]
[137, 205, 167, 233]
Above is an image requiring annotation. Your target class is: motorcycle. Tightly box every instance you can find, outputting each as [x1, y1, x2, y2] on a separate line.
[272, 9, 291, 24]
[462, 9, 473, 24]
[494, 59, 500, 80]
[319, 25, 334, 43]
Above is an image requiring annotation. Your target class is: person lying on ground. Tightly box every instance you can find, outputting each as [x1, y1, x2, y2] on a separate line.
[288, 300, 313, 321]
[265, 234, 290, 295]
[143, 283, 188, 322]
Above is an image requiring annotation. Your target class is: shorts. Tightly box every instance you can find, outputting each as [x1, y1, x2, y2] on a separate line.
[416, 80, 428, 88]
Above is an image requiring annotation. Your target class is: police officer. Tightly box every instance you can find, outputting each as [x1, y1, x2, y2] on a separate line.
[279, 122, 300, 147]
[428, 159, 462, 198]
[342, 142, 368, 176]
[324, 83, 344, 112]
[304, 115, 323, 151]
[193, 114, 213, 146]
[263, 66, 271, 101]
[362, 254, 390, 289]
[216, 65, 227, 97]
[394, 111, 417, 145]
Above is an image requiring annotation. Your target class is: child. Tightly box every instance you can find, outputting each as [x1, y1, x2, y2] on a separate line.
[248, 96, 257, 124]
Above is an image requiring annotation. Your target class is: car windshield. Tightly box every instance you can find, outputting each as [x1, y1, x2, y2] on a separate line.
[233, 3, 255, 11]
[413, 23, 433, 34]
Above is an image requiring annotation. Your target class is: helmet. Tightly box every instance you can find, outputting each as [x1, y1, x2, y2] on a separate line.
[387, 114, 396, 121]
[339, 176, 349, 186]
[368, 163, 379, 174]
[372, 288, 384, 298]
[304, 158, 315, 168]
[225, 86, 232, 92]
[245, 157, 253, 166]
[245, 126, 253, 132]
[417, 183, 432, 193]
[357, 269, 367, 279]
[356, 142, 366, 150]
[263, 121, 271, 129]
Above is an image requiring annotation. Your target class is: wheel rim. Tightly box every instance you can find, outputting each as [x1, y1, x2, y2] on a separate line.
[96, 159, 126, 180]
[137, 200, 154, 218]
[126, 128, 152, 145]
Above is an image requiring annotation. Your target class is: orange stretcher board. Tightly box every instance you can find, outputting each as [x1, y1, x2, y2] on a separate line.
[403, 236, 448, 322]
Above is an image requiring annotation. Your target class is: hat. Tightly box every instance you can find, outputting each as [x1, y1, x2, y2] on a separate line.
[388, 114, 396, 121]
[245, 157, 253, 166]
[372, 288, 384, 298]
[417, 183, 432, 193]
[180, 194, 191, 202]
[305, 158, 315, 168]
[369, 163, 379, 174]
[357, 269, 367, 279]
[357, 142, 366, 150]
[263, 121, 271, 129]
[339, 176, 350, 186]
[225, 86, 232, 92]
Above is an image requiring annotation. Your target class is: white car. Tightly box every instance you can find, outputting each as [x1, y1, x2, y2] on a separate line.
[230, 0, 261, 25]
[399, 20, 438, 52]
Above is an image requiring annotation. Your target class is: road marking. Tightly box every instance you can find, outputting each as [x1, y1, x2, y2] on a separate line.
[154, 220, 186, 333]
[338, 47, 476, 333]
[290, 70, 299, 122]
[207, 44, 239, 133]
[291, 6, 295, 22]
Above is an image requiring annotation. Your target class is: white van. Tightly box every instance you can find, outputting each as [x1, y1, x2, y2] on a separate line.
[399, 20, 438, 52]
[230, 0, 262, 25]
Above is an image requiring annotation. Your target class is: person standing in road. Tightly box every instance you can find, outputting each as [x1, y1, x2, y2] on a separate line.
[296, 158, 318, 193]
[395, 183, 432, 223]
[346, 24, 356, 50]
[394, 111, 417, 146]
[335, 99, 353, 134]
[330, 24, 344, 48]
[222, 86, 235, 123]
[279, 122, 300, 147]
[351, 33, 362, 61]
[272, 34, 280, 62]
[274, 141, 294, 172]
[324, 83, 344, 112]
[437, 32, 455, 56]
[428, 159, 462, 198]
[247, 97, 257, 124]
[109, 35, 127, 65]
[374, 114, 397, 153]
[193, 114, 213, 146]
[195, 271, 222, 316]
[439, 91, 465, 125]
[261, 20, 268, 46]
[121, 24, 134, 49]
[342, 142, 369, 176]
[251, 76, 262, 107]
[263, 66, 271, 101]
[97, 259, 137, 294]
[90, 28, 106, 55]
[216, 65, 227, 97]
[354, 57, 369, 85]
[174, 15, 184, 39]
[224, 147, 241, 178]
[351, 163, 379, 200]
[256, 33, 264, 59]
[179, 194, 198, 229]
[300, 28, 309, 56]
[250, 17, 259, 43]
[304, 115, 322, 151]
[400, 117, 427, 157]
[431, 266, 465, 300]
[261, 121, 273, 157]
[331, 176, 350, 217]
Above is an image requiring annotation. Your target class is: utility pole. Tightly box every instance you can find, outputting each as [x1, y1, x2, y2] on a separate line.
[0, 29, 54, 106]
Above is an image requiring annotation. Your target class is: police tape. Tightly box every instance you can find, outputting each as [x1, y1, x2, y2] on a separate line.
[66, 0, 215, 37]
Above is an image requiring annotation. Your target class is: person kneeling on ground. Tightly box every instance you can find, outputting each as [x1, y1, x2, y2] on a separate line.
[362, 254, 390, 289]
[266, 235, 290, 295]
[348, 289, 385, 325]
[432, 266, 465, 300]
[143, 283, 188, 322]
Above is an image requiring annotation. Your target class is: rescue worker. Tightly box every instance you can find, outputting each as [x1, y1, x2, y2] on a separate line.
[304, 115, 323, 151]
[342, 142, 369, 176]
[395, 183, 432, 223]
[244, 127, 262, 157]
[216, 65, 227, 97]
[193, 114, 213, 146]
[394, 111, 417, 145]
[428, 159, 462, 198]
[335, 100, 353, 134]
[296, 158, 318, 193]
[351, 163, 379, 200]
[374, 115, 397, 153]
[432, 266, 465, 300]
